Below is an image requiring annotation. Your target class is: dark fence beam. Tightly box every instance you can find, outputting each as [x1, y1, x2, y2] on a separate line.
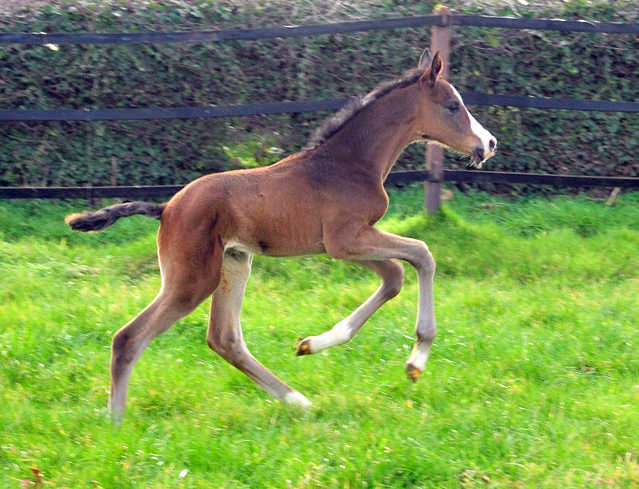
[0, 99, 351, 122]
[443, 170, 639, 188]
[3, 171, 638, 200]
[449, 15, 639, 34]
[0, 15, 445, 45]
[0, 185, 184, 200]
[386, 170, 639, 188]
[462, 94, 639, 112]
[1, 14, 637, 46]
[2, 94, 638, 122]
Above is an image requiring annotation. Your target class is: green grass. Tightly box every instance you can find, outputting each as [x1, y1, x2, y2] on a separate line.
[1, 187, 639, 488]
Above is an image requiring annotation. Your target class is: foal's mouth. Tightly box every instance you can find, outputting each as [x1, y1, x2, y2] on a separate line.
[471, 147, 486, 167]
[470, 143, 496, 168]
[422, 137, 495, 169]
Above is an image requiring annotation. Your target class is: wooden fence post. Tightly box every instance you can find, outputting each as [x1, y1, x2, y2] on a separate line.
[425, 5, 451, 214]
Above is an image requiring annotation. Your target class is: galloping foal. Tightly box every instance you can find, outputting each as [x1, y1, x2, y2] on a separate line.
[67, 49, 496, 420]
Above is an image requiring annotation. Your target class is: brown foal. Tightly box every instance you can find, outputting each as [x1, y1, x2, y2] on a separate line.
[66, 49, 496, 420]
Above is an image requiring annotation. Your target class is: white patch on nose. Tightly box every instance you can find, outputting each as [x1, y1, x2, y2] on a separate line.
[450, 84, 496, 161]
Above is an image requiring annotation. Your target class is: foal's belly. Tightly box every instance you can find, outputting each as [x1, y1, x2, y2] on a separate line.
[223, 237, 327, 258]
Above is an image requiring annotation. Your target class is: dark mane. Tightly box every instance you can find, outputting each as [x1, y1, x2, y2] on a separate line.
[304, 67, 426, 151]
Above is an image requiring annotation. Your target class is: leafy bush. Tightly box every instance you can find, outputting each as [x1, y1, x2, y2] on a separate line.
[0, 0, 637, 188]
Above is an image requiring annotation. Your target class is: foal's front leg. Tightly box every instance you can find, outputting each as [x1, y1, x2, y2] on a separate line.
[300, 227, 437, 382]
[296, 259, 404, 355]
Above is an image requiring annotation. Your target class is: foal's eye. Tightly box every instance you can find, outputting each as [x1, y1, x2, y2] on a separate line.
[446, 101, 461, 114]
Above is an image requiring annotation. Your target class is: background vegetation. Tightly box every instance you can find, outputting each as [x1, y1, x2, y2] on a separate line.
[2, 2, 639, 487]
[1, 0, 638, 188]
[1, 189, 639, 487]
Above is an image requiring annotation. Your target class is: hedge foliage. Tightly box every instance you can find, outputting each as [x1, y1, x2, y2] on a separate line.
[0, 0, 638, 188]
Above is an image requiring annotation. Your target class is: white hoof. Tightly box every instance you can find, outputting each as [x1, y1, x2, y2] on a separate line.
[283, 391, 312, 409]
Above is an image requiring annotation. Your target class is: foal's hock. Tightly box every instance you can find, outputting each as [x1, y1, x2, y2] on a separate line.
[66, 49, 496, 420]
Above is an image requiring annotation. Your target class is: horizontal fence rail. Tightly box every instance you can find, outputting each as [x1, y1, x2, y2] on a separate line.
[1, 14, 638, 46]
[2, 95, 638, 122]
[0, 185, 184, 200]
[2, 171, 638, 200]
[0, 99, 350, 122]
[388, 170, 639, 188]
[461, 94, 639, 113]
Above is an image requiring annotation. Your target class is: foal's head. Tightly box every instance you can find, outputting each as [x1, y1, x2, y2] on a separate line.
[413, 50, 497, 167]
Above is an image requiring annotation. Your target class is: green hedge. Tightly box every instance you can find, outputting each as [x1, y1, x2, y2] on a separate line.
[1, 0, 638, 189]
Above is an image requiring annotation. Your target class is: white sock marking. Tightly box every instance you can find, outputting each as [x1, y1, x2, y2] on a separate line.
[308, 319, 353, 353]
[283, 391, 312, 408]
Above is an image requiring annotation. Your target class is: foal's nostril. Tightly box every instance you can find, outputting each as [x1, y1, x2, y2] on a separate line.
[488, 138, 497, 152]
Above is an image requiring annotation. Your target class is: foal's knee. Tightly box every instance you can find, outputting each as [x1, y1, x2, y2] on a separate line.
[414, 241, 436, 275]
[384, 260, 405, 299]
[205, 329, 223, 354]
[416, 324, 437, 345]
[111, 330, 138, 370]
[206, 329, 246, 366]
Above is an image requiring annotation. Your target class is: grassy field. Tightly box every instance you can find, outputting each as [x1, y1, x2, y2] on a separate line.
[1, 187, 638, 488]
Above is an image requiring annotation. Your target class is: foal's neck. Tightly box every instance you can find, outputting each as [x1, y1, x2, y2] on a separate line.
[325, 86, 420, 181]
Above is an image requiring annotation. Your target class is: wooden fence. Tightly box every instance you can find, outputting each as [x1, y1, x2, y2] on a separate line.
[1, 9, 639, 210]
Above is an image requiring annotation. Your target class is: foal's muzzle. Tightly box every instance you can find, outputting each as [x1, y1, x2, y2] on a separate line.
[473, 147, 485, 165]
[471, 137, 497, 168]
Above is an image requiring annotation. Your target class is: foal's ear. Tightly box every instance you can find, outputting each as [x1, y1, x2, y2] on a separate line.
[418, 48, 432, 69]
[419, 51, 443, 87]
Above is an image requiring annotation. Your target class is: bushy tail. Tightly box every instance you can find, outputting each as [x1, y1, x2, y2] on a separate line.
[65, 202, 166, 232]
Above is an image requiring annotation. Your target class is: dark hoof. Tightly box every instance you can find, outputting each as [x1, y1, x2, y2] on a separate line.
[406, 363, 422, 383]
[296, 338, 313, 356]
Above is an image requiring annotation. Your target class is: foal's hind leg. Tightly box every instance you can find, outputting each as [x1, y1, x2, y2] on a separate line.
[206, 249, 311, 407]
[109, 242, 223, 421]
[296, 259, 404, 355]
[109, 295, 195, 420]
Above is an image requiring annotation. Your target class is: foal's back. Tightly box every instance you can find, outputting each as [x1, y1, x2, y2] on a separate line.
[160, 151, 357, 258]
